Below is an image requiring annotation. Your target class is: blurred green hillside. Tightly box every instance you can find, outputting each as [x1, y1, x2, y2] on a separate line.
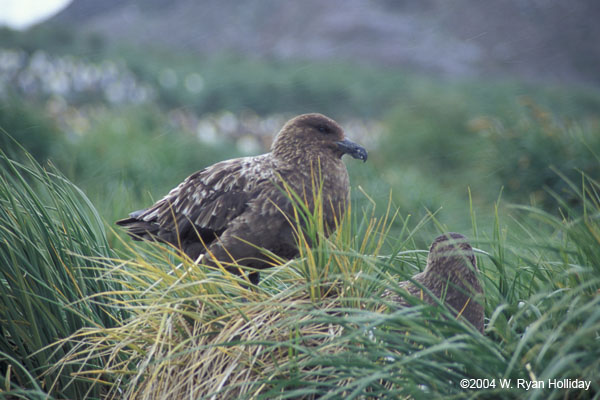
[1, 24, 599, 246]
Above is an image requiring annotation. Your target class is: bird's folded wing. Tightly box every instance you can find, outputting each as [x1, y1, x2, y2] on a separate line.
[137, 155, 273, 238]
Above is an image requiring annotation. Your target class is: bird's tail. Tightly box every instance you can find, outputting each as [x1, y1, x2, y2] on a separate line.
[115, 210, 158, 241]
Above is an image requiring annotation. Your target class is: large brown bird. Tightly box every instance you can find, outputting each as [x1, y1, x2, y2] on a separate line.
[389, 233, 484, 332]
[116, 113, 367, 284]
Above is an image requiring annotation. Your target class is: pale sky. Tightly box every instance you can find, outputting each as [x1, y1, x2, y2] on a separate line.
[0, 0, 72, 30]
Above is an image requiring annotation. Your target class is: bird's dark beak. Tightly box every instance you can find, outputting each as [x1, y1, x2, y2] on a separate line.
[336, 138, 368, 162]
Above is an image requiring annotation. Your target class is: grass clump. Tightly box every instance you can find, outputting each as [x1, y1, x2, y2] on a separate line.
[1, 142, 599, 399]
[0, 142, 125, 398]
[52, 174, 600, 399]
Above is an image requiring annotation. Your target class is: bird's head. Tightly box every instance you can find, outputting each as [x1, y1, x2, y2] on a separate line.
[425, 233, 478, 277]
[272, 113, 368, 163]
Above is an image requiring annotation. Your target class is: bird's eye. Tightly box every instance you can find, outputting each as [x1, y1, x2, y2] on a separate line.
[317, 124, 329, 134]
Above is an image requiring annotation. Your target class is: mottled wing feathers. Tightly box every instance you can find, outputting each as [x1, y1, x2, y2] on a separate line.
[117, 154, 274, 250]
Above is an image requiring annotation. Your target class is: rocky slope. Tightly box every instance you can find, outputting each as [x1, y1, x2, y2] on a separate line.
[50, 0, 600, 85]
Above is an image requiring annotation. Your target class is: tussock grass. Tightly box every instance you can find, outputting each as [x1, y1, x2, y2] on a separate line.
[2, 144, 599, 399]
[53, 179, 405, 399]
[0, 143, 126, 398]
[53, 174, 600, 399]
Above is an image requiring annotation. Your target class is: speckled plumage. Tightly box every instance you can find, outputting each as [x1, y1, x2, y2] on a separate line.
[116, 113, 367, 284]
[389, 233, 484, 332]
